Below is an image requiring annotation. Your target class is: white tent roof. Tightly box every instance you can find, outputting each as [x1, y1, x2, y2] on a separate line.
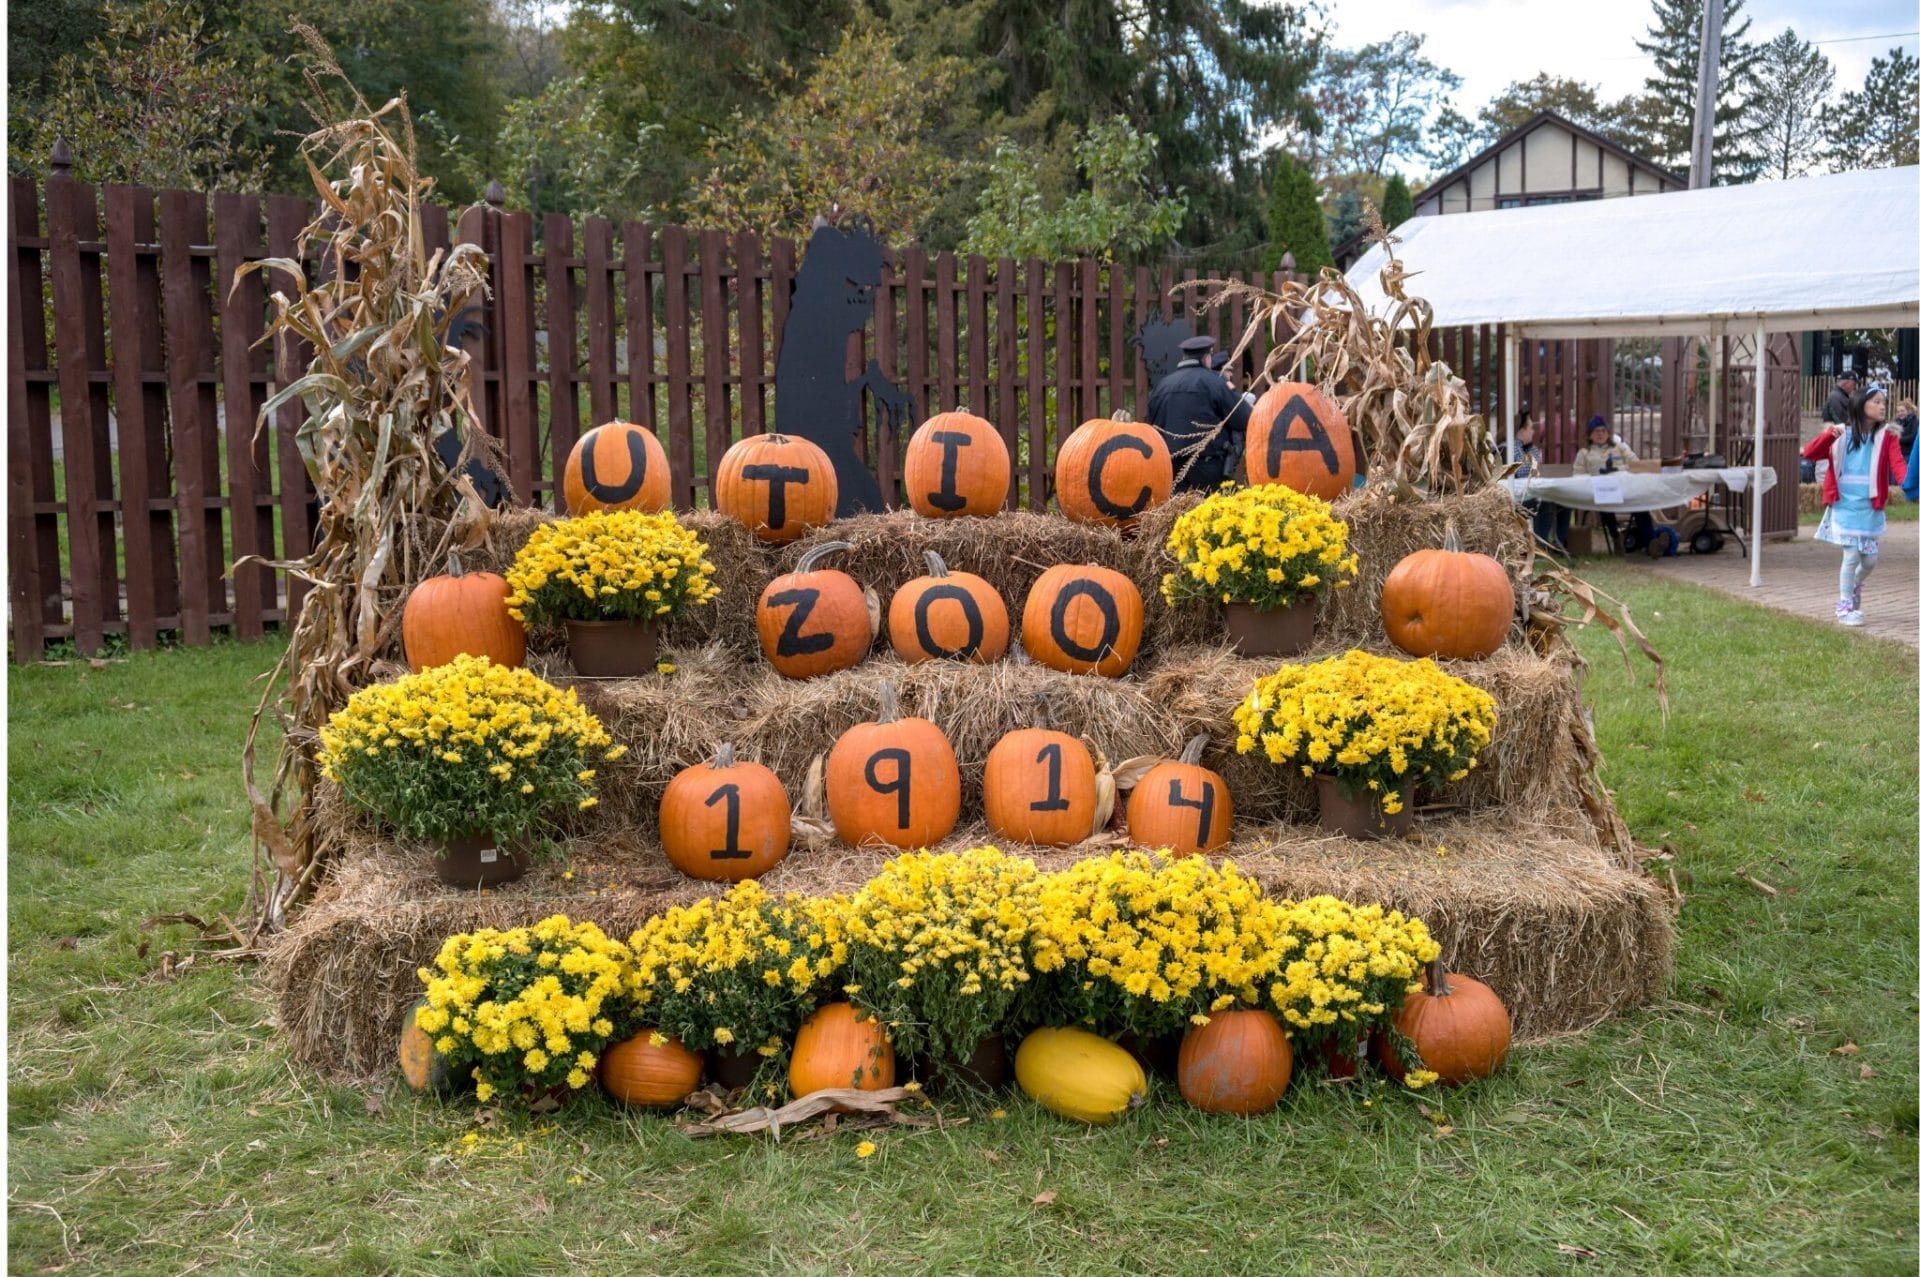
[1346, 166, 1920, 339]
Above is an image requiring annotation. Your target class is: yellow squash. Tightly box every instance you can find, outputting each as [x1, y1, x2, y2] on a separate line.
[1014, 1027, 1148, 1124]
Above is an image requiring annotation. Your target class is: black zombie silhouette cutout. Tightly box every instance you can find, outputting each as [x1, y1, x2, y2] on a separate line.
[1130, 308, 1199, 388]
[774, 215, 917, 515]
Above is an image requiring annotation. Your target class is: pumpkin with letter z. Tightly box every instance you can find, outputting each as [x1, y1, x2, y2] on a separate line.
[756, 541, 872, 678]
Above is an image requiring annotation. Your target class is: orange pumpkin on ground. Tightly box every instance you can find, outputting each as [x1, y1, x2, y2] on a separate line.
[563, 420, 671, 514]
[886, 551, 1009, 664]
[1020, 563, 1144, 677]
[1177, 1009, 1293, 1115]
[599, 1032, 704, 1107]
[756, 541, 872, 679]
[1245, 382, 1356, 499]
[716, 432, 839, 543]
[825, 683, 961, 850]
[398, 1001, 455, 1093]
[905, 410, 1010, 517]
[983, 729, 1099, 847]
[1386, 957, 1512, 1086]
[789, 1002, 896, 1098]
[402, 551, 526, 672]
[1126, 735, 1233, 855]
[1379, 527, 1515, 660]
[1055, 415, 1173, 527]
[659, 744, 792, 881]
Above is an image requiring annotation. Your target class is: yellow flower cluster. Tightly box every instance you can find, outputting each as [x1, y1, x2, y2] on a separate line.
[1259, 895, 1438, 1059]
[1161, 483, 1358, 610]
[318, 654, 624, 842]
[414, 915, 631, 1102]
[1233, 648, 1497, 814]
[504, 509, 720, 625]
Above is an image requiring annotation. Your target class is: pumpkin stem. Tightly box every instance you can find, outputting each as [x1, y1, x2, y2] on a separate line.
[1442, 520, 1463, 555]
[1179, 734, 1209, 765]
[714, 742, 736, 769]
[1111, 409, 1133, 425]
[796, 540, 852, 573]
[876, 681, 900, 724]
[1426, 954, 1453, 997]
[923, 550, 949, 578]
[448, 549, 465, 578]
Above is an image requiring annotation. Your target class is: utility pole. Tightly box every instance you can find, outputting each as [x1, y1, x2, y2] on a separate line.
[1689, 0, 1726, 188]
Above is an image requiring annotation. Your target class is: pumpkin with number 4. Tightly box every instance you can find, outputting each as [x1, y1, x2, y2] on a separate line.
[905, 410, 1010, 516]
[1386, 956, 1512, 1085]
[1126, 735, 1232, 855]
[1380, 527, 1515, 660]
[757, 541, 871, 678]
[1245, 383, 1356, 499]
[984, 729, 1099, 847]
[887, 551, 1009, 664]
[564, 420, 671, 514]
[826, 683, 960, 849]
[1055, 415, 1173, 527]
[660, 744, 791, 881]
[402, 551, 526, 672]
[1021, 563, 1144, 677]
[716, 433, 839, 543]
[789, 1002, 896, 1098]
[599, 1031, 703, 1108]
[1177, 1008, 1293, 1115]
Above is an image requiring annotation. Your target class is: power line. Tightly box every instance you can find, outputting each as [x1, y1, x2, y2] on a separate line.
[1592, 30, 1917, 62]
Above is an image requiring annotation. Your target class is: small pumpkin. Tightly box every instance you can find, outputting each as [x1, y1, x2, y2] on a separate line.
[905, 409, 1010, 517]
[1020, 563, 1144, 677]
[983, 729, 1099, 847]
[563, 419, 671, 514]
[886, 551, 1010, 664]
[716, 432, 839, 543]
[1388, 956, 1512, 1086]
[660, 744, 791, 881]
[1054, 414, 1173, 527]
[1014, 1027, 1148, 1124]
[599, 1031, 704, 1108]
[1245, 382, 1356, 499]
[402, 551, 526, 672]
[398, 1000, 456, 1093]
[789, 1002, 896, 1098]
[1177, 1008, 1293, 1115]
[756, 541, 872, 679]
[1380, 525, 1515, 660]
[1126, 735, 1233, 856]
[825, 682, 961, 850]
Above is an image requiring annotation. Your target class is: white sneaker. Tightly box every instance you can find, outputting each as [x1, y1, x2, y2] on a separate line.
[1839, 610, 1867, 627]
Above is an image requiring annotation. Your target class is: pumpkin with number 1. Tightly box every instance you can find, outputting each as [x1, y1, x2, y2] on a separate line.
[402, 552, 526, 672]
[659, 744, 791, 881]
[887, 551, 1009, 664]
[1020, 563, 1144, 677]
[905, 410, 1010, 517]
[564, 420, 671, 514]
[984, 729, 1098, 847]
[1245, 383, 1356, 499]
[1126, 735, 1232, 856]
[756, 541, 871, 679]
[1055, 415, 1173, 527]
[716, 433, 839, 543]
[826, 683, 960, 850]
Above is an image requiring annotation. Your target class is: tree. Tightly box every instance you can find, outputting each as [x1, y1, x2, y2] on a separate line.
[1749, 29, 1834, 180]
[1298, 32, 1461, 182]
[1478, 73, 1615, 139]
[1325, 188, 1366, 248]
[1827, 47, 1919, 171]
[1380, 173, 1413, 228]
[428, 77, 659, 221]
[963, 117, 1186, 262]
[1619, 0, 1763, 183]
[1261, 153, 1330, 274]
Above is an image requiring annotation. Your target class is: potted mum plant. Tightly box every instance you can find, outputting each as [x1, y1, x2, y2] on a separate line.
[1232, 648, 1497, 839]
[318, 653, 625, 885]
[505, 508, 721, 677]
[1160, 483, 1358, 657]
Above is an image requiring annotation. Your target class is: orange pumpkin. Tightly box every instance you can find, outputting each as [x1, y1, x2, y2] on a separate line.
[398, 1000, 455, 1093]
[659, 744, 791, 881]
[1245, 382, 1356, 499]
[1388, 957, 1512, 1086]
[1020, 563, 1144, 677]
[599, 1031, 704, 1108]
[756, 541, 872, 679]
[825, 682, 961, 849]
[1126, 735, 1233, 855]
[789, 1002, 896, 1098]
[402, 551, 526, 672]
[886, 551, 1009, 664]
[1177, 1008, 1293, 1115]
[563, 420, 671, 514]
[983, 729, 1099, 847]
[715, 432, 839, 543]
[905, 410, 1010, 517]
[1380, 527, 1515, 660]
[1055, 415, 1173, 527]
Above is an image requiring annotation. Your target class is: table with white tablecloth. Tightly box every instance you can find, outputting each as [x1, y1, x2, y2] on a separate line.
[1498, 467, 1778, 514]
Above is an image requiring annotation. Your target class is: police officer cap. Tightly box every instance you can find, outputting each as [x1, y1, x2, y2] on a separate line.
[1178, 335, 1216, 354]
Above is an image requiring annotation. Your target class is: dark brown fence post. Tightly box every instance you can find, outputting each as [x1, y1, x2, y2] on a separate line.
[994, 258, 1017, 504]
[934, 250, 957, 415]
[216, 191, 273, 639]
[582, 216, 617, 429]
[158, 187, 222, 646]
[106, 184, 175, 649]
[622, 221, 656, 433]
[544, 212, 582, 484]
[1076, 258, 1098, 420]
[965, 253, 988, 416]
[1053, 261, 1074, 462]
[495, 208, 538, 504]
[8, 173, 58, 659]
[268, 194, 315, 622]
[736, 230, 765, 437]
[698, 228, 731, 503]
[1106, 263, 1127, 416]
[659, 224, 695, 506]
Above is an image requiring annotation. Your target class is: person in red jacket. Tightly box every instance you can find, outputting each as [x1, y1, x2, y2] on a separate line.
[1802, 383, 1908, 626]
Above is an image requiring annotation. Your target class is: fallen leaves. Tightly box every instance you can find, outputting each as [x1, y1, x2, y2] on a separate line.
[675, 1085, 956, 1140]
[1030, 1190, 1057, 1207]
[1829, 1042, 1859, 1057]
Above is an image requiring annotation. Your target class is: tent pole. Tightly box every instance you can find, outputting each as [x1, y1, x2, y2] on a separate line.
[1706, 319, 1722, 453]
[1503, 328, 1519, 458]
[1750, 320, 1766, 587]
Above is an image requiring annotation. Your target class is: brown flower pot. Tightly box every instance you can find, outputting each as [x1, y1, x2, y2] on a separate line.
[924, 1034, 1011, 1093]
[1224, 598, 1317, 658]
[1116, 1029, 1181, 1080]
[432, 832, 527, 888]
[1314, 774, 1415, 841]
[564, 618, 658, 677]
[706, 1045, 763, 1093]
[1309, 1031, 1370, 1079]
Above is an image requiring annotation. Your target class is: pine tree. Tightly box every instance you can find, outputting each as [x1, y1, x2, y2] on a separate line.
[1381, 173, 1414, 228]
[1263, 153, 1331, 274]
[1827, 47, 1919, 171]
[1623, 0, 1763, 183]
[1749, 29, 1834, 179]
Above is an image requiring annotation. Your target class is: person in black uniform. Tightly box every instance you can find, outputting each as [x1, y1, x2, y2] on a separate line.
[1147, 335, 1253, 492]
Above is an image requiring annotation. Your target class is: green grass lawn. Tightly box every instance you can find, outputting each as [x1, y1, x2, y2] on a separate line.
[9, 571, 1917, 1275]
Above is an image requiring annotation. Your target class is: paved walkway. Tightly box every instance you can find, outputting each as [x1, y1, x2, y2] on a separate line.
[1640, 520, 1918, 647]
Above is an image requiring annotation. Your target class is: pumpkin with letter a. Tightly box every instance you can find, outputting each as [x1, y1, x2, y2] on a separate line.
[599, 1031, 703, 1108]
[1055, 415, 1173, 528]
[1014, 1027, 1148, 1124]
[1126, 735, 1233, 856]
[716, 432, 839, 543]
[563, 419, 671, 514]
[1380, 527, 1515, 660]
[886, 551, 1009, 664]
[1385, 956, 1512, 1086]
[905, 410, 1010, 517]
[1177, 1008, 1293, 1115]
[659, 744, 791, 881]
[1245, 382, 1356, 500]
[402, 551, 526, 672]
[398, 1000, 456, 1093]
[983, 729, 1098, 847]
[826, 683, 961, 850]
[1020, 563, 1144, 677]
[789, 1002, 896, 1098]
[756, 541, 871, 679]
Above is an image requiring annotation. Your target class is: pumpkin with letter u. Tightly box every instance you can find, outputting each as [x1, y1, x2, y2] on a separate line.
[716, 432, 839, 543]
[887, 551, 1009, 664]
[1126, 735, 1232, 855]
[984, 729, 1099, 847]
[756, 541, 871, 679]
[905, 410, 1009, 517]
[1245, 382, 1356, 500]
[1020, 563, 1144, 677]
[1055, 415, 1173, 527]
[659, 744, 791, 881]
[826, 682, 960, 849]
[563, 420, 671, 515]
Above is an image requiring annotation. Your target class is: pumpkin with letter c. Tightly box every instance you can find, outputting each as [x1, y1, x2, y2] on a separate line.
[905, 410, 1010, 517]
[599, 1031, 704, 1108]
[716, 433, 839, 543]
[1177, 1008, 1293, 1115]
[1379, 528, 1515, 660]
[788, 1002, 896, 1098]
[1055, 415, 1173, 528]
[402, 551, 526, 672]
[563, 420, 671, 515]
[1126, 735, 1233, 855]
[886, 551, 1009, 664]
[1245, 382, 1356, 499]
[826, 682, 961, 849]
[756, 541, 871, 679]
[659, 744, 791, 881]
[1020, 563, 1144, 677]
[983, 729, 1099, 847]
[1385, 957, 1512, 1086]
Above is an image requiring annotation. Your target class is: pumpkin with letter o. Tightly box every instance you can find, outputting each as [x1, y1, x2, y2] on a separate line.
[1055, 415, 1173, 527]
[756, 541, 871, 679]
[563, 420, 671, 515]
[905, 410, 1009, 517]
[887, 551, 1009, 664]
[402, 551, 526, 672]
[826, 682, 960, 850]
[599, 1031, 703, 1108]
[1126, 735, 1232, 855]
[1177, 1008, 1292, 1115]
[1385, 957, 1512, 1086]
[984, 729, 1098, 847]
[1020, 563, 1144, 677]
[1245, 382, 1356, 499]
[789, 1002, 896, 1098]
[1380, 529, 1514, 660]
[659, 744, 791, 881]
[716, 432, 839, 543]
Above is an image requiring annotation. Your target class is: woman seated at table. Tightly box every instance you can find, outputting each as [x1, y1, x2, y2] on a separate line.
[1511, 412, 1570, 551]
[1571, 416, 1654, 552]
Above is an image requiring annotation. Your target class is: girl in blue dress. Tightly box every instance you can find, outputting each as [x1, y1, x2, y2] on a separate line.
[1802, 385, 1909, 626]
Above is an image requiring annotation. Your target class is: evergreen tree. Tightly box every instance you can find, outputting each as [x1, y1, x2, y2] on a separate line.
[1620, 0, 1763, 183]
[1827, 47, 1919, 171]
[1325, 188, 1366, 248]
[1380, 173, 1413, 228]
[1262, 154, 1331, 275]
[1749, 29, 1834, 180]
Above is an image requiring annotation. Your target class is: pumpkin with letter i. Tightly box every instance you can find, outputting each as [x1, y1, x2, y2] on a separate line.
[756, 541, 872, 678]
[887, 551, 1009, 664]
[1380, 527, 1515, 660]
[1126, 735, 1233, 855]
[1177, 1008, 1293, 1115]
[825, 682, 961, 850]
[1055, 414, 1173, 527]
[599, 1032, 704, 1108]
[659, 744, 791, 881]
[905, 410, 1010, 516]
[402, 551, 526, 672]
[1021, 563, 1144, 677]
[563, 419, 671, 514]
[716, 433, 839, 543]
[1245, 382, 1356, 499]
[789, 1002, 896, 1098]
[1386, 956, 1512, 1086]
[984, 729, 1099, 847]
